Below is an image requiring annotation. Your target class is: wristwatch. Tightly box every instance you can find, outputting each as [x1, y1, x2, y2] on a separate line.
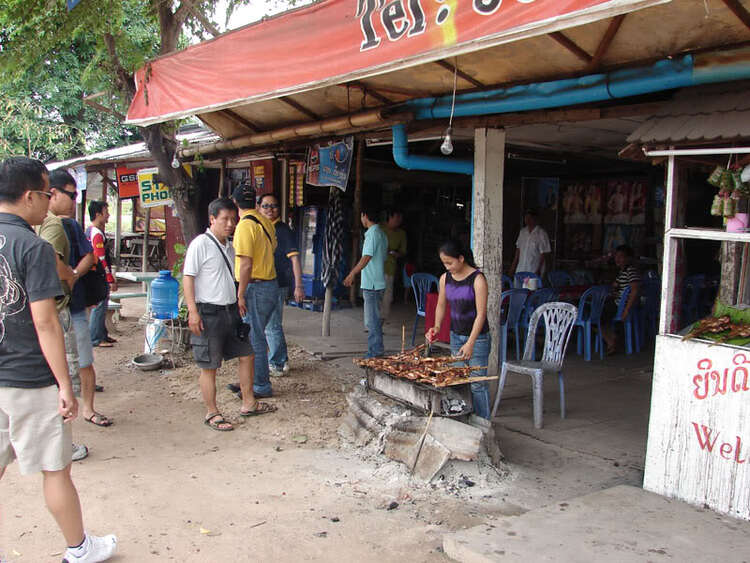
[73, 269, 79, 278]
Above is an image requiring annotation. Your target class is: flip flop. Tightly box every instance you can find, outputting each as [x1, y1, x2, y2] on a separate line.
[86, 413, 113, 427]
[95, 342, 114, 348]
[204, 412, 233, 431]
[240, 402, 277, 417]
[104, 336, 118, 343]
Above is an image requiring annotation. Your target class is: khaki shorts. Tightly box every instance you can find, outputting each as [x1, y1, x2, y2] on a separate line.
[0, 385, 72, 475]
[60, 308, 81, 394]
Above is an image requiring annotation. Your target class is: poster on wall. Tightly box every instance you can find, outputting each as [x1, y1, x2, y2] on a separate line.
[563, 181, 603, 225]
[605, 180, 632, 224]
[289, 161, 305, 207]
[306, 136, 354, 191]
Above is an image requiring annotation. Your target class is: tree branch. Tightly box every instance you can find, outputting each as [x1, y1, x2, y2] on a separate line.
[102, 33, 136, 100]
[176, 0, 221, 37]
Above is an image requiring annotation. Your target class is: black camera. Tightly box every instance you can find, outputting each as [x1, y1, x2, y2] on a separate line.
[236, 322, 251, 341]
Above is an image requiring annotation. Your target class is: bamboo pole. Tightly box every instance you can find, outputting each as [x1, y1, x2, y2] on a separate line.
[142, 207, 151, 294]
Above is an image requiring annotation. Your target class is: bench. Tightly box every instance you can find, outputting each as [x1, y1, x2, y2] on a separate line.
[107, 292, 147, 326]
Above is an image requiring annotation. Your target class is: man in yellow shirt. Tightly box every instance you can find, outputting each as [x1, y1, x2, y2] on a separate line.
[232, 183, 278, 398]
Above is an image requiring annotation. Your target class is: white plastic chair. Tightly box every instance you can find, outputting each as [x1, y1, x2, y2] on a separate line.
[491, 301, 578, 429]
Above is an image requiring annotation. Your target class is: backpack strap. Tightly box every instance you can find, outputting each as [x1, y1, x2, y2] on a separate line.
[242, 214, 273, 245]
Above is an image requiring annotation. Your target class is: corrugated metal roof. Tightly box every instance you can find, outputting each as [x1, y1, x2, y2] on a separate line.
[627, 81, 750, 144]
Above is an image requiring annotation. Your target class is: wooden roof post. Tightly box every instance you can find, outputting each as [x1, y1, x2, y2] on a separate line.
[473, 128, 506, 378]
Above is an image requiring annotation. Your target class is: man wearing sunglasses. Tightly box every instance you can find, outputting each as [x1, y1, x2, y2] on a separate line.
[257, 193, 304, 376]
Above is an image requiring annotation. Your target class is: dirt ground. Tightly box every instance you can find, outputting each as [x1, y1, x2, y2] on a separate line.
[1, 314, 517, 562]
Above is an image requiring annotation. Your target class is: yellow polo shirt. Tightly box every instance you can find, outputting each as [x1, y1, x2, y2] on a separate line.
[233, 209, 277, 281]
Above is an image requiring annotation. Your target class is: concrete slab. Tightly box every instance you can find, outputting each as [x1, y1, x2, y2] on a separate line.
[443, 485, 750, 563]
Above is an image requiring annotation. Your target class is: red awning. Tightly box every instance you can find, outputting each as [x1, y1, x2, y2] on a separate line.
[126, 0, 669, 126]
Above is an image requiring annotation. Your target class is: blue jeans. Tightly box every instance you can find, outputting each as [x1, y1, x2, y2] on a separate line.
[265, 286, 289, 370]
[90, 283, 110, 345]
[450, 331, 491, 419]
[243, 280, 279, 395]
[363, 289, 384, 358]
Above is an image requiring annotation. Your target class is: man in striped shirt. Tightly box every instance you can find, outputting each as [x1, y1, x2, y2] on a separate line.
[603, 244, 641, 354]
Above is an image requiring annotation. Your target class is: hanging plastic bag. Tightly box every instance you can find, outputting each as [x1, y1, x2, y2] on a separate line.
[723, 195, 736, 218]
[708, 166, 725, 186]
[711, 194, 724, 216]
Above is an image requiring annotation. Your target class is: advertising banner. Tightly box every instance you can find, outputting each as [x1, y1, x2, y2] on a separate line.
[137, 167, 173, 208]
[116, 166, 140, 199]
[127, 0, 667, 125]
[306, 136, 354, 191]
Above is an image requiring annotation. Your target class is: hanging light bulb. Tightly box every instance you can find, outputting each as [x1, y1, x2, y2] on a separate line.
[171, 150, 180, 169]
[440, 127, 453, 155]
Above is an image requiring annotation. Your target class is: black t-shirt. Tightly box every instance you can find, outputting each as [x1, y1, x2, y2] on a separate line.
[273, 221, 299, 289]
[0, 213, 62, 388]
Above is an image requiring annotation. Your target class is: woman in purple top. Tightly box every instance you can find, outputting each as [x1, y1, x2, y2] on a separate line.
[426, 240, 491, 419]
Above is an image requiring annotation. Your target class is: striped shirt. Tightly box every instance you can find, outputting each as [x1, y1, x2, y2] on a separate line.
[615, 264, 640, 304]
[445, 270, 489, 336]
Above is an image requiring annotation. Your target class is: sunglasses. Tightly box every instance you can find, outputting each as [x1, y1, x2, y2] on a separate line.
[58, 188, 77, 200]
[261, 203, 279, 209]
[31, 190, 52, 199]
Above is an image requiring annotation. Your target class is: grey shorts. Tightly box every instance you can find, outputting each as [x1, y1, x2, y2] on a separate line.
[71, 309, 94, 369]
[191, 303, 253, 370]
[0, 385, 73, 474]
[59, 308, 80, 394]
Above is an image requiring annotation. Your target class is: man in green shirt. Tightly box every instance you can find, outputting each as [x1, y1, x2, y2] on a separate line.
[380, 208, 407, 320]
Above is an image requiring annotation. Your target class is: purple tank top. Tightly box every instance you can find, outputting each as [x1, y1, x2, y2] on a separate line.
[445, 270, 489, 336]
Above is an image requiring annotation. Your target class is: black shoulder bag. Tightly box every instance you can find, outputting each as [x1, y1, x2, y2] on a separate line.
[62, 219, 108, 307]
[242, 214, 273, 245]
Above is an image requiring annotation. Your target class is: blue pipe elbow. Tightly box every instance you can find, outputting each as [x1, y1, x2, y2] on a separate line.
[391, 124, 473, 175]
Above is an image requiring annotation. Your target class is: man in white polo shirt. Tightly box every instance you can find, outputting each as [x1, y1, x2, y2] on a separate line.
[183, 198, 276, 432]
[510, 209, 551, 277]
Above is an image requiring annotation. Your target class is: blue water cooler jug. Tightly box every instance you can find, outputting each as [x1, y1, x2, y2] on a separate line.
[150, 270, 179, 319]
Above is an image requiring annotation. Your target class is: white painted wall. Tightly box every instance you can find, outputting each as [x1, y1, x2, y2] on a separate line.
[644, 335, 750, 519]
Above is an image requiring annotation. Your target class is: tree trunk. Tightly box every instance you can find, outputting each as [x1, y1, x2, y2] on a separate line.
[140, 123, 201, 244]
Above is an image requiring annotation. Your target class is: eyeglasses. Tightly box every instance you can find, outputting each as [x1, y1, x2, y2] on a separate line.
[261, 203, 280, 209]
[58, 188, 77, 200]
[31, 190, 52, 199]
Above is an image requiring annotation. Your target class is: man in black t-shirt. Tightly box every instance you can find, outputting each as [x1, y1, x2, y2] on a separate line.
[0, 157, 116, 561]
[258, 194, 304, 375]
[602, 244, 641, 355]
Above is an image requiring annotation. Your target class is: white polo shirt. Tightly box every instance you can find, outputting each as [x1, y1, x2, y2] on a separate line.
[515, 225, 551, 274]
[183, 230, 237, 305]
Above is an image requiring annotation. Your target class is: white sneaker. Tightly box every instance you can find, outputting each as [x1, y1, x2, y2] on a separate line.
[62, 533, 117, 562]
[269, 365, 285, 377]
[71, 443, 88, 462]
[282, 362, 290, 374]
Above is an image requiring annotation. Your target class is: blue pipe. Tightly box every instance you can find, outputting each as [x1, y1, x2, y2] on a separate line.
[391, 124, 473, 175]
[399, 50, 750, 120]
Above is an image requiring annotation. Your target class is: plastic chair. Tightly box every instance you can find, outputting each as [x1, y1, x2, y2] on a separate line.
[614, 284, 641, 354]
[574, 285, 610, 361]
[514, 271, 543, 289]
[681, 274, 705, 326]
[570, 269, 595, 285]
[548, 270, 573, 288]
[411, 273, 439, 345]
[519, 288, 559, 358]
[491, 302, 579, 428]
[639, 278, 661, 343]
[501, 274, 513, 291]
[402, 265, 412, 304]
[498, 289, 530, 366]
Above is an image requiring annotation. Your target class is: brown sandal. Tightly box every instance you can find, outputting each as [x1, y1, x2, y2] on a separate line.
[204, 412, 233, 431]
[240, 402, 277, 417]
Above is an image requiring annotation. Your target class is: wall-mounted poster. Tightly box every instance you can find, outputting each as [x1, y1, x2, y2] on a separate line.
[605, 180, 631, 224]
[563, 181, 603, 224]
[629, 180, 647, 224]
[306, 136, 354, 191]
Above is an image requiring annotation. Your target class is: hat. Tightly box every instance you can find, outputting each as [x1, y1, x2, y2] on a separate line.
[524, 208, 538, 216]
[232, 182, 256, 208]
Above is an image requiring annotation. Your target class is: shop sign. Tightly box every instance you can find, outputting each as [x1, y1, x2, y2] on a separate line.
[137, 167, 173, 208]
[306, 136, 354, 191]
[644, 336, 750, 519]
[116, 166, 140, 199]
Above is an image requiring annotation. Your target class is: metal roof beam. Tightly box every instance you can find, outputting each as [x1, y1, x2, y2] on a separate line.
[548, 32, 593, 64]
[433, 60, 485, 89]
[587, 14, 627, 72]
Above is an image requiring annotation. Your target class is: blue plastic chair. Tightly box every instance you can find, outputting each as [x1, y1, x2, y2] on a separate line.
[574, 285, 610, 361]
[639, 278, 661, 344]
[613, 284, 641, 354]
[519, 288, 558, 358]
[548, 270, 573, 288]
[514, 271, 543, 289]
[411, 273, 439, 345]
[571, 269, 595, 285]
[402, 265, 412, 304]
[498, 288, 530, 367]
[501, 274, 513, 291]
[682, 274, 705, 326]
